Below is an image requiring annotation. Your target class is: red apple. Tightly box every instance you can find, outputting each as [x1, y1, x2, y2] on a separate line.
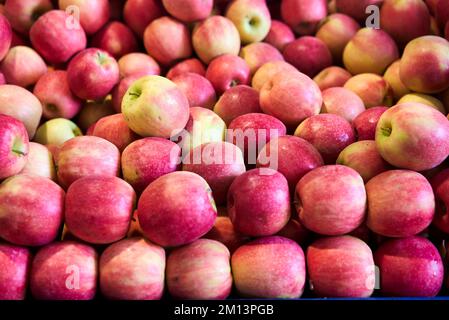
[20, 142, 56, 181]
[92, 113, 139, 151]
[276, 218, 310, 245]
[335, 0, 383, 21]
[353, 106, 388, 140]
[263, 19, 295, 51]
[0, 243, 31, 300]
[166, 58, 206, 79]
[344, 73, 394, 108]
[430, 169, 449, 234]
[118, 52, 160, 78]
[4, 0, 52, 35]
[0, 72, 5, 85]
[313, 66, 352, 91]
[251, 60, 298, 91]
[123, 0, 164, 37]
[205, 54, 250, 95]
[280, 0, 327, 35]
[436, 0, 449, 29]
[203, 216, 250, 253]
[58, 0, 110, 34]
[91, 21, 138, 59]
[172, 72, 216, 109]
[162, 0, 213, 22]
[240, 42, 284, 76]
[322, 87, 366, 123]
[0, 14, 12, 62]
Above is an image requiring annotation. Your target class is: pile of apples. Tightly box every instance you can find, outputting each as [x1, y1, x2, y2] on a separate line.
[2, 0, 449, 300]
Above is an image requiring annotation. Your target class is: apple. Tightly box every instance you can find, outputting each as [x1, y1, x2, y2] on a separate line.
[92, 113, 139, 152]
[30, 241, 97, 300]
[20, 142, 56, 181]
[76, 98, 114, 132]
[353, 106, 388, 140]
[166, 58, 206, 79]
[322, 87, 366, 123]
[436, 0, 449, 28]
[0, 14, 12, 61]
[383, 60, 411, 101]
[398, 93, 446, 114]
[203, 216, 250, 253]
[374, 236, 444, 297]
[111, 74, 141, 113]
[167, 239, 232, 300]
[33, 70, 82, 119]
[307, 236, 375, 297]
[263, 19, 295, 51]
[205, 54, 250, 95]
[0, 72, 5, 85]
[366, 170, 435, 237]
[240, 42, 284, 76]
[276, 218, 310, 245]
[313, 66, 352, 91]
[280, 0, 327, 35]
[57, 136, 121, 188]
[376, 103, 449, 171]
[4, 0, 52, 35]
[34, 118, 82, 147]
[0, 243, 31, 300]
[123, 0, 164, 37]
[58, 0, 110, 34]
[0, 174, 64, 246]
[121, 137, 181, 194]
[335, 0, 383, 21]
[138, 171, 217, 247]
[91, 21, 138, 59]
[251, 60, 298, 92]
[121, 75, 190, 138]
[0, 114, 29, 180]
[118, 53, 160, 79]
[232, 236, 306, 298]
[344, 73, 394, 108]
[192, 16, 241, 64]
[172, 73, 217, 109]
[30, 10, 87, 64]
[100, 237, 165, 300]
[162, 0, 212, 22]
[430, 168, 449, 234]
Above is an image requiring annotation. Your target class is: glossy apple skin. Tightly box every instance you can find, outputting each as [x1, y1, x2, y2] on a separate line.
[137, 171, 217, 247]
[344, 73, 394, 108]
[4, 0, 52, 35]
[205, 54, 250, 95]
[167, 239, 232, 300]
[366, 170, 435, 237]
[0, 12, 12, 60]
[0, 174, 64, 246]
[376, 103, 449, 171]
[91, 21, 138, 59]
[251, 60, 298, 92]
[58, 0, 110, 35]
[166, 58, 206, 79]
[232, 236, 306, 298]
[375, 236, 444, 297]
[20, 142, 56, 181]
[353, 106, 388, 140]
[100, 237, 165, 300]
[203, 216, 250, 253]
[264, 20, 295, 51]
[431, 169, 449, 234]
[93, 113, 140, 152]
[118, 53, 160, 79]
[172, 73, 216, 109]
[280, 0, 327, 35]
[307, 236, 375, 298]
[30, 241, 97, 300]
[0, 243, 31, 300]
[384, 60, 411, 100]
[162, 0, 213, 22]
[322, 87, 365, 123]
[313, 66, 352, 91]
[123, 0, 164, 37]
[121, 137, 181, 194]
[240, 42, 284, 76]
[30, 10, 87, 64]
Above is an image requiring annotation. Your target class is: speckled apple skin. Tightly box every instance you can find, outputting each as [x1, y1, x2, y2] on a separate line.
[0, 243, 31, 300]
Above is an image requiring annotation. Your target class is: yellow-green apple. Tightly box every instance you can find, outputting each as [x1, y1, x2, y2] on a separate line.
[0, 46, 47, 88]
[111, 74, 141, 113]
[192, 16, 241, 64]
[0, 85, 42, 138]
[343, 28, 399, 75]
[203, 216, 250, 253]
[283, 36, 333, 78]
[240, 42, 284, 76]
[226, 0, 271, 44]
[353, 106, 388, 140]
[20, 142, 56, 181]
[123, 0, 163, 37]
[276, 218, 310, 245]
[122, 75, 190, 138]
[143, 16, 192, 66]
[307, 236, 375, 297]
[137, 171, 217, 247]
[281, 0, 327, 35]
[0, 243, 31, 300]
[91, 21, 138, 59]
[30, 241, 97, 300]
[335, 0, 383, 21]
[214, 85, 261, 125]
[375, 236, 444, 297]
[337, 140, 389, 182]
[263, 20, 295, 51]
[251, 60, 298, 92]
[34, 118, 82, 147]
[167, 239, 232, 299]
[57, 136, 121, 188]
[58, 0, 110, 34]
[383, 60, 411, 101]
[183, 141, 246, 205]
[400, 36, 449, 93]
[121, 137, 181, 194]
[67, 48, 119, 100]
[172, 73, 216, 109]
[313, 66, 352, 91]
[366, 170, 435, 237]
[4, 0, 52, 35]
[166, 58, 206, 79]
[430, 168, 449, 234]
[205, 54, 250, 95]
[296, 165, 366, 235]
[92, 113, 140, 151]
[260, 72, 322, 129]
[256, 135, 324, 191]
[30, 10, 87, 64]
[100, 237, 165, 300]
[118, 53, 160, 79]
[398, 93, 446, 114]
[232, 236, 306, 298]
[344, 73, 394, 108]
[33, 70, 82, 119]
[376, 103, 449, 170]
[76, 98, 114, 132]
[0, 174, 64, 246]
[0, 13, 12, 61]
[162, 0, 212, 22]
[0, 114, 29, 179]
[322, 87, 366, 123]
[65, 176, 136, 244]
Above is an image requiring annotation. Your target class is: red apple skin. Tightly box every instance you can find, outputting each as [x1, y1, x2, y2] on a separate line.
[257, 135, 324, 192]
[344, 73, 394, 108]
[353, 106, 388, 140]
[91, 21, 138, 59]
[335, 0, 383, 21]
[138, 171, 217, 247]
[0, 114, 29, 179]
[281, 0, 327, 35]
[33, 70, 82, 119]
[366, 170, 435, 237]
[203, 216, 250, 253]
[436, 0, 449, 29]
[251, 60, 298, 91]
[30, 241, 97, 300]
[205, 54, 251, 95]
[313, 66, 352, 91]
[93, 113, 140, 152]
[183, 141, 246, 206]
[232, 236, 306, 298]
[0, 13, 12, 61]
[162, 0, 213, 22]
[30, 10, 87, 64]
[111, 74, 141, 113]
[276, 218, 310, 245]
[294, 114, 356, 164]
[4, 0, 52, 35]
[431, 169, 449, 234]
[264, 20, 295, 51]
[283, 36, 333, 78]
[123, 0, 164, 37]
[172, 73, 217, 109]
[375, 236, 444, 297]
[322, 87, 365, 123]
[166, 58, 206, 79]
[121, 137, 181, 194]
[58, 0, 110, 35]
[118, 53, 160, 79]
[296, 165, 366, 236]
[100, 237, 165, 300]
[57, 136, 121, 188]
[167, 239, 232, 300]
[307, 236, 375, 298]
[213, 85, 262, 125]
[143, 16, 192, 66]
[0, 174, 64, 246]
[240, 42, 284, 76]
[0, 72, 5, 84]
[0, 243, 31, 300]
[67, 48, 120, 100]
